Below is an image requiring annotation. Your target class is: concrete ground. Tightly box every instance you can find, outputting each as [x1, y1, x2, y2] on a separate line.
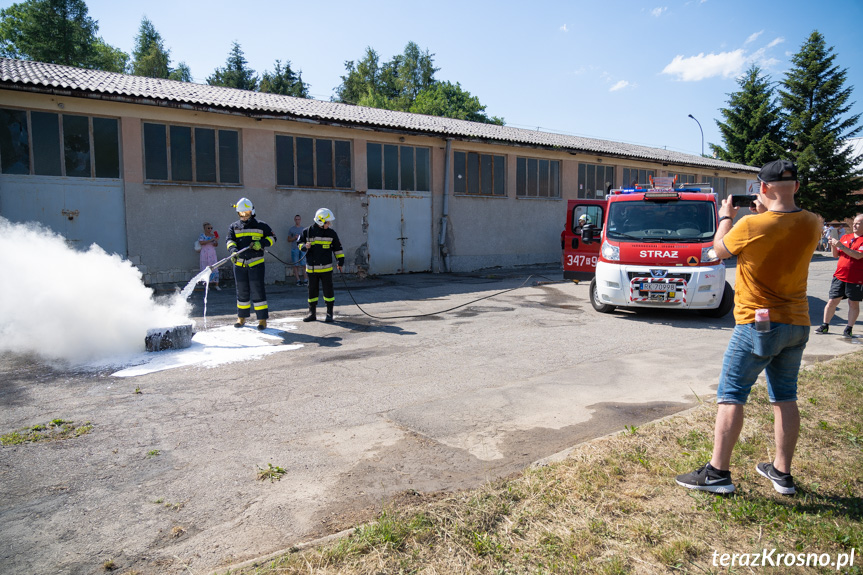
[0, 253, 859, 575]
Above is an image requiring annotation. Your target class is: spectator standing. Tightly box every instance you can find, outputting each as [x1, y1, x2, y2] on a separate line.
[287, 214, 308, 286]
[197, 222, 221, 290]
[815, 213, 863, 337]
[675, 160, 820, 495]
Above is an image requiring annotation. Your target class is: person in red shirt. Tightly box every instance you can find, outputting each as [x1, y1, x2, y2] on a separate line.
[816, 213, 863, 337]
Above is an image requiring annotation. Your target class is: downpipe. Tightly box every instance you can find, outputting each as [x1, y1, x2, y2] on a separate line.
[439, 138, 452, 273]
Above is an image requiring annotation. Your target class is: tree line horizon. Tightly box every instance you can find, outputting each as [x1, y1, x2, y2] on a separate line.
[1, 0, 861, 218]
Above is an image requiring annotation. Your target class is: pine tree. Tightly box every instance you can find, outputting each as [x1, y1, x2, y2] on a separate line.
[710, 65, 785, 166]
[131, 17, 170, 79]
[779, 30, 862, 220]
[169, 62, 192, 82]
[259, 59, 309, 98]
[207, 42, 258, 91]
[0, 0, 127, 70]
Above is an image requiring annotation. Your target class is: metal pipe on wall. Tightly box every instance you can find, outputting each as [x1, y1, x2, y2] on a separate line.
[438, 138, 452, 272]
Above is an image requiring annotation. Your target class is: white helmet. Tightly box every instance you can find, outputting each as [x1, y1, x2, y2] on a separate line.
[234, 197, 255, 215]
[578, 214, 592, 226]
[315, 208, 334, 226]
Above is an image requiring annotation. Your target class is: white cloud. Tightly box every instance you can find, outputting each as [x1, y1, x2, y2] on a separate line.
[560, 23, 568, 32]
[661, 49, 747, 81]
[745, 30, 763, 44]
[651, 6, 668, 17]
[610, 80, 631, 92]
[767, 36, 784, 48]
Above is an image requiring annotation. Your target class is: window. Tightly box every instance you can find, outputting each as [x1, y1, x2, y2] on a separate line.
[275, 134, 351, 189]
[143, 122, 240, 184]
[667, 173, 725, 197]
[577, 163, 615, 198]
[366, 143, 431, 192]
[516, 156, 560, 198]
[622, 167, 655, 188]
[454, 150, 505, 196]
[0, 108, 120, 178]
[572, 204, 604, 233]
[669, 172, 697, 185]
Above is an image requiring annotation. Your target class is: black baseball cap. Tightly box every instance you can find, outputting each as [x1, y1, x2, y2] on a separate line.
[757, 159, 798, 183]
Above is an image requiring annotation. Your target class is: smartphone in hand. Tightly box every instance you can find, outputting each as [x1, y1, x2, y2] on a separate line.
[730, 194, 758, 208]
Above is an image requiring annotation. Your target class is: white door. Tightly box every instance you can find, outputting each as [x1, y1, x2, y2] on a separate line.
[367, 191, 432, 275]
[0, 175, 127, 255]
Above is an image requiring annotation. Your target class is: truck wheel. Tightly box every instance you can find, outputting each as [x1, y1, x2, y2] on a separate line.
[590, 278, 616, 313]
[700, 282, 734, 318]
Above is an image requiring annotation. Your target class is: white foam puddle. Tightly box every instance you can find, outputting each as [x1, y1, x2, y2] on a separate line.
[109, 319, 303, 377]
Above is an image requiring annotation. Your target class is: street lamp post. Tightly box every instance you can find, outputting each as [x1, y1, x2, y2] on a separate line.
[688, 114, 704, 157]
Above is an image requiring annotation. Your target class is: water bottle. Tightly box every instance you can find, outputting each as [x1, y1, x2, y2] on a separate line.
[755, 308, 770, 332]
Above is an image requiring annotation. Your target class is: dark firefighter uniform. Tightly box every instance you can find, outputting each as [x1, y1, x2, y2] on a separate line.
[298, 223, 344, 320]
[226, 216, 276, 320]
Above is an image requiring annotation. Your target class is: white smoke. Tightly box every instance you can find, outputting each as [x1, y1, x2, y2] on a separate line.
[0, 217, 191, 363]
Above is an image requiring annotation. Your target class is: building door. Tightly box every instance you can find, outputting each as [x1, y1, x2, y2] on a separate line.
[367, 191, 432, 275]
[0, 175, 127, 255]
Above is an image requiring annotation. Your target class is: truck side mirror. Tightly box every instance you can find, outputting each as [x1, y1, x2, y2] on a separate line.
[581, 225, 597, 245]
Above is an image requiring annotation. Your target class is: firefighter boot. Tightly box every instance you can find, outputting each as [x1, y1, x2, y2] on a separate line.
[324, 303, 334, 323]
[303, 305, 317, 322]
[234, 317, 246, 328]
[257, 319, 267, 331]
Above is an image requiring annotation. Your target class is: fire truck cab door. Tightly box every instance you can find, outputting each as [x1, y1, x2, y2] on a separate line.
[564, 200, 606, 281]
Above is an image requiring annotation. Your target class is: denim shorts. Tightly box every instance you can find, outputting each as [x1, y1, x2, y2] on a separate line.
[291, 246, 302, 265]
[716, 323, 810, 404]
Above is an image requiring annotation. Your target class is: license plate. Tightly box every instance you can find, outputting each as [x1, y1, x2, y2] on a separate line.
[641, 282, 675, 291]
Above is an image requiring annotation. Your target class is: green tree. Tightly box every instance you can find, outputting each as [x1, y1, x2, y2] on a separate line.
[131, 17, 169, 78]
[779, 30, 862, 220]
[169, 61, 192, 82]
[334, 42, 501, 125]
[207, 41, 258, 91]
[335, 47, 383, 105]
[0, 0, 126, 70]
[711, 65, 785, 166]
[92, 38, 128, 73]
[259, 59, 309, 97]
[411, 81, 504, 125]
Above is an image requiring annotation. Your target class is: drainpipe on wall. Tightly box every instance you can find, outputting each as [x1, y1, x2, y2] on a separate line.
[439, 138, 453, 273]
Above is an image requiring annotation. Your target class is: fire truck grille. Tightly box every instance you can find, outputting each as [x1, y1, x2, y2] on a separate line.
[627, 272, 692, 282]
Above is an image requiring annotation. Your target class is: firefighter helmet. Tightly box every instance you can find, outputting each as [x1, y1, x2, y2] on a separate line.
[234, 197, 255, 216]
[315, 208, 334, 226]
[578, 214, 592, 226]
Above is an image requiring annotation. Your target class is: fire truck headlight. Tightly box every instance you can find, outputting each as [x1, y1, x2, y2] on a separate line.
[601, 240, 619, 261]
[701, 246, 719, 264]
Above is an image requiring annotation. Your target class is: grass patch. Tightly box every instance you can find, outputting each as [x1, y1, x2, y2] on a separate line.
[1, 419, 92, 446]
[257, 463, 287, 483]
[224, 352, 863, 574]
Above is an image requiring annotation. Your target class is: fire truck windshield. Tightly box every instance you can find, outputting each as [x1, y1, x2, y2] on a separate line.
[605, 200, 716, 242]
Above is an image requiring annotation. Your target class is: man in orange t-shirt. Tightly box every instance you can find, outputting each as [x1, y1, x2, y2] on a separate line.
[815, 213, 863, 338]
[676, 160, 820, 496]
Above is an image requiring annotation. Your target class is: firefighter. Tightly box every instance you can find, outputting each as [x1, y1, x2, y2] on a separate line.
[226, 197, 276, 330]
[299, 208, 345, 323]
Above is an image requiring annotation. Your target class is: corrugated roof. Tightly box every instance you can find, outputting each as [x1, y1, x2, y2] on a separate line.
[0, 57, 758, 174]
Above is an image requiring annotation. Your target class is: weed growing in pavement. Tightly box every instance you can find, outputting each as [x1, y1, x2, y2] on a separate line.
[224, 352, 863, 575]
[1, 419, 92, 445]
[257, 463, 287, 483]
[146, 449, 160, 458]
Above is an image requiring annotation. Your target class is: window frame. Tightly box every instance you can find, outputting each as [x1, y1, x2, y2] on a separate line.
[366, 142, 432, 192]
[0, 107, 121, 178]
[516, 156, 561, 198]
[453, 150, 506, 197]
[275, 134, 352, 190]
[577, 162, 615, 199]
[142, 120, 241, 185]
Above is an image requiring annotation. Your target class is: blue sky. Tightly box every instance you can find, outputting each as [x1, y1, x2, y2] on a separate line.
[7, 0, 862, 158]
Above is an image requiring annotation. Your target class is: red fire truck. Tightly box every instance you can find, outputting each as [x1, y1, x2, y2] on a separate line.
[563, 177, 733, 317]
